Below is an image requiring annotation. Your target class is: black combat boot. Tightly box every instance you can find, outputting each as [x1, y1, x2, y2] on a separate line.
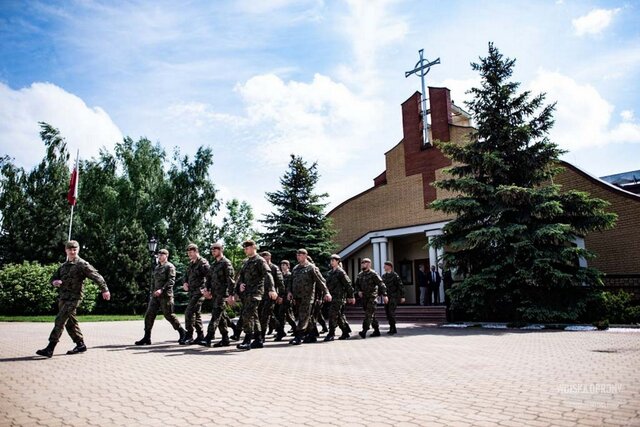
[371, 326, 381, 337]
[338, 330, 350, 340]
[274, 327, 287, 342]
[180, 331, 193, 345]
[36, 342, 56, 358]
[236, 333, 252, 351]
[387, 323, 397, 335]
[289, 333, 303, 345]
[135, 331, 152, 345]
[303, 333, 317, 343]
[188, 331, 204, 345]
[358, 330, 367, 339]
[230, 324, 241, 341]
[177, 327, 187, 344]
[67, 341, 87, 355]
[196, 332, 213, 347]
[213, 335, 230, 347]
[324, 328, 335, 342]
[250, 336, 264, 349]
[345, 323, 352, 334]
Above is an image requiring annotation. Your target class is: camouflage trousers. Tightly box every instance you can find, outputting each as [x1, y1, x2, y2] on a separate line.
[49, 299, 83, 344]
[293, 294, 314, 335]
[328, 299, 350, 332]
[259, 298, 275, 335]
[361, 296, 379, 331]
[384, 297, 400, 326]
[206, 298, 231, 338]
[274, 299, 297, 331]
[144, 294, 182, 332]
[240, 296, 261, 335]
[184, 294, 205, 335]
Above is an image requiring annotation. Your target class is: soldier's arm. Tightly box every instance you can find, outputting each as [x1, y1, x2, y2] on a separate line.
[341, 270, 355, 298]
[312, 266, 329, 297]
[50, 265, 62, 284]
[274, 266, 285, 296]
[81, 262, 109, 293]
[375, 272, 387, 296]
[164, 265, 176, 293]
[200, 260, 211, 290]
[263, 261, 275, 293]
[235, 262, 245, 294]
[396, 273, 405, 298]
[224, 260, 235, 297]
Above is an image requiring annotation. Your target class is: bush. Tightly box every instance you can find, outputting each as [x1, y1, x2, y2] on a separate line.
[588, 290, 640, 324]
[0, 261, 100, 315]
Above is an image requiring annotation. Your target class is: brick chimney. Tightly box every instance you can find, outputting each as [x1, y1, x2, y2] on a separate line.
[428, 87, 452, 143]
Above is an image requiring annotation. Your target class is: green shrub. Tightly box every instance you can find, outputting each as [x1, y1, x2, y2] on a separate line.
[588, 290, 640, 324]
[0, 261, 100, 315]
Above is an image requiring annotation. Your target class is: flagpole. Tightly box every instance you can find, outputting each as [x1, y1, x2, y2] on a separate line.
[67, 149, 79, 241]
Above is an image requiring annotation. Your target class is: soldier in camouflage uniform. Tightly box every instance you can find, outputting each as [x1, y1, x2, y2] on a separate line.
[36, 240, 111, 358]
[274, 260, 297, 340]
[287, 249, 332, 345]
[181, 243, 210, 345]
[258, 251, 284, 344]
[382, 261, 405, 335]
[135, 249, 187, 346]
[354, 258, 388, 339]
[324, 254, 355, 341]
[231, 240, 276, 350]
[197, 242, 236, 348]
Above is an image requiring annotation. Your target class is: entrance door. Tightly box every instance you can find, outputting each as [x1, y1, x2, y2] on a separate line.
[414, 258, 429, 305]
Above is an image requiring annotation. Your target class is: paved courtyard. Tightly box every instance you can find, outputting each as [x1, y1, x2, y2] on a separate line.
[0, 320, 639, 427]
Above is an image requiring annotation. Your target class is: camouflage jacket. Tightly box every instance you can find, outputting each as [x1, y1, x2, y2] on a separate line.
[235, 255, 274, 301]
[207, 256, 235, 300]
[268, 262, 285, 296]
[290, 262, 329, 299]
[325, 267, 354, 302]
[354, 269, 386, 298]
[382, 271, 404, 299]
[282, 271, 292, 296]
[51, 257, 108, 301]
[183, 256, 210, 296]
[153, 261, 176, 296]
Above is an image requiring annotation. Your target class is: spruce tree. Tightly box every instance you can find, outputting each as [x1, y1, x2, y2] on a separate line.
[260, 155, 336, 269]
[431, 43, 617, 323]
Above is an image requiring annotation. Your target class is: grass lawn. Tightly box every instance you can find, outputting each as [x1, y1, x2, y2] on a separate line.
[0, 314, 145, 322]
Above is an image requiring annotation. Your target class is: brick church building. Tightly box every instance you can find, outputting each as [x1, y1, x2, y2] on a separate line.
[328, 88, 640, 305]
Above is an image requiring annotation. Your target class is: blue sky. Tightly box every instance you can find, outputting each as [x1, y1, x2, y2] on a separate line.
[1, 0, 639, 222]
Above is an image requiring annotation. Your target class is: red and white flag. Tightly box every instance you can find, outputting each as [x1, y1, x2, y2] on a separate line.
[67, 154, 79, 206]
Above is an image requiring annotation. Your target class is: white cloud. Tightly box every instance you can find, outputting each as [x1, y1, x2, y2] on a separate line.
[621, 110, 634, 121]
[572, 8, 620, 37]
[528, 70, 640, 150]
[0, 82, 123, 168]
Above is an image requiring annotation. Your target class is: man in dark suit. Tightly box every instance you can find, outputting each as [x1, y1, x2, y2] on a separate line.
[427, 265, 441, 305]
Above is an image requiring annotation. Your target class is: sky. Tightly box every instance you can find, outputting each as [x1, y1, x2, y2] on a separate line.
[1, 0, 639, 223]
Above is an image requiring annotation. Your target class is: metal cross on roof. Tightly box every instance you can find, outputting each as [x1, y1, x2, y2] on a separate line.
[405, 49, 440, 147]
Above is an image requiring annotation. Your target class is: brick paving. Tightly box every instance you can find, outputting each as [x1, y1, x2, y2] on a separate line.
[0, 320, 639, 426]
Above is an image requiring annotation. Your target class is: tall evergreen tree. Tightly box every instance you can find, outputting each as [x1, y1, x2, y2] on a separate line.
[260, 155, 336, 269]
[431, 43, 617, 323]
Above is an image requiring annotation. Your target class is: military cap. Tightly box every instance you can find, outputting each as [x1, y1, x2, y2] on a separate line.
[260, 251, 271, 257]
[186, 243, 198, 251]
[330, 254, 341, 261]
[280, 259, 290, 266]
[296, 248, 308, 255]
[158, 249, 169, 255]
[242, 240, 256, 248]
[361, 258, 371, 263]
[384, 261, 393, 268]
[210, 242, 223, 250]
[65, 240, 79, 249]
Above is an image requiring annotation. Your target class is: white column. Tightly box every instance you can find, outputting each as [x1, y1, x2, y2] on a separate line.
[436, 246, 445, 302]
[371, 237, 388, 275]
[426, 230, 443, 304]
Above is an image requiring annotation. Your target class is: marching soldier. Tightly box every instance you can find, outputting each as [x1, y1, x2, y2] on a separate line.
[231, 240, 276, 350]
[181, 243, 210, 345]
[382, 261, 405, 335]
[36, 240, 111, 358]
[198, 242, 236, 348]
[354, 258, 388, 338]
[324, 254, 355, 341]
[287, 249, 332, 345]
[258, 251, 284, 343]
[135, 249, 187, 345]
[274, 260, 297, 340]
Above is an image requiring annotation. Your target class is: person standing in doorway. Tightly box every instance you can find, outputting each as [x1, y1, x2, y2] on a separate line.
[428, 265, 441, 305]
[417, 264, 428, 306]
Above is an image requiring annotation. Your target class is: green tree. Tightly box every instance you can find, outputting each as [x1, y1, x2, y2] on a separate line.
[431, 43, 617, 323]
[260, 155, 336, 269]
[214, 198, 257, 269]
[0, 123, 71, 265]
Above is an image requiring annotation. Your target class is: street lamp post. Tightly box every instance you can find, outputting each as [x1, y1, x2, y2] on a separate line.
[147, 237, 158, 289]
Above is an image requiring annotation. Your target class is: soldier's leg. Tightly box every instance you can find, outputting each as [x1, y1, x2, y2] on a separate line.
[145, 296, 160, 332]
[63, 300, 84, 344]
[160, 296, 182, 331]
[184, 295, 198, 337]
[237, 297, 259, 350]
[371, 298, 380, 336]
[48, 300, 74, 344]
[194, 296, 204, 336]
[285, 300, 297, 331]
[361, 298, 372, 332]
